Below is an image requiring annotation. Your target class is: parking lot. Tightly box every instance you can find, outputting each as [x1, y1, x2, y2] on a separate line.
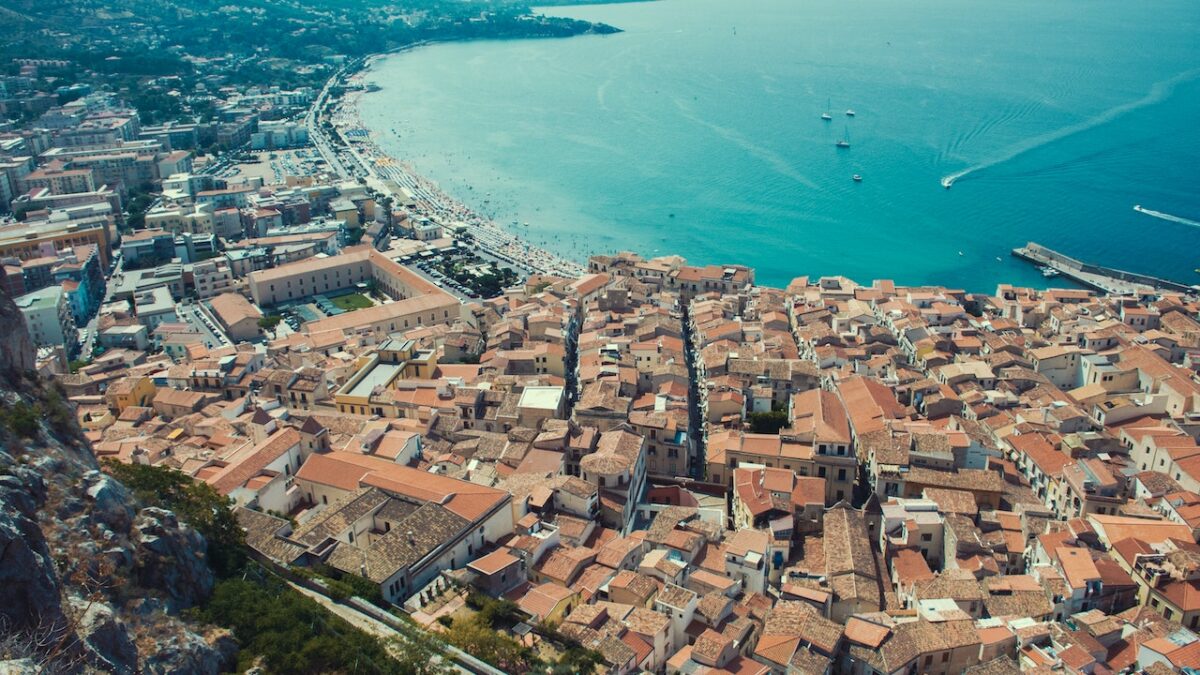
[183, 300, 231, 349]
[408, 259, 474, 301]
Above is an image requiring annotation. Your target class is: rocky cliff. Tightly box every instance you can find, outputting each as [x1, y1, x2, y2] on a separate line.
[0, 287, 234, 674]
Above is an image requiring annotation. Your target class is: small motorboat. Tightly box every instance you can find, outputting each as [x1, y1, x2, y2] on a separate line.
[846, 109, 856, 117]
[852, 174, 862, 182]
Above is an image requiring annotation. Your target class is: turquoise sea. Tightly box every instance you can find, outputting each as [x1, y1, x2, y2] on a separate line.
[358, 0, 1200, 291]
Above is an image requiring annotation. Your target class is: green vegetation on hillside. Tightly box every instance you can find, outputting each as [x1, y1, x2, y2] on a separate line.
[101, 461, 446, 673]
[1, 383, 81, 445]
[0, 0, 619, 124]
[202, 572, 410, 675]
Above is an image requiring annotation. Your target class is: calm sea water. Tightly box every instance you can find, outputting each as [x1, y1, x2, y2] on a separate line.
[359, 0, 1200, 291]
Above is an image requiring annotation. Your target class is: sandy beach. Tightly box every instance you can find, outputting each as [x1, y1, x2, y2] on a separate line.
[327, 64, 587, 280]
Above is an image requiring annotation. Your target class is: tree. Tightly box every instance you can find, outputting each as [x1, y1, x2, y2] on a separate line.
[444, 615, 539, 674]
[554, 645, 604, 675]
[467, 593, 521, 629]
[259, 315, 283, 331]
[389, 633, 452, 675]
[747, 409, 788, 434]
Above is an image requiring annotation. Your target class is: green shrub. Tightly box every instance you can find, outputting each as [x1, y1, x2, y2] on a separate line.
[102, 461, 246, 578]
[39, 385, 76, 435]
[0, 401, 39, 438]
[747, 409, 788, 434]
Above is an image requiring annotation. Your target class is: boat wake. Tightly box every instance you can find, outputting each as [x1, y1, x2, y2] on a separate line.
[672, 97, 819, 190]
[940, 68, 1200, 189]
[1134, 205, 1200, 229]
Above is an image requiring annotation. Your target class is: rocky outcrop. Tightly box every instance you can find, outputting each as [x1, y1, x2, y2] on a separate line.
[133, 507, 214, 611]
[0, 288, 232, 673]
[0, 285, 34, 385]
[83, 471, 135, 532]
[0, 451, 66, 640]
[141, 630, 238, 675]
[71, 599, 138, 673]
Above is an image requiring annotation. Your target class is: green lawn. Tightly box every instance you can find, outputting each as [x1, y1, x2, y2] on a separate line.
[330, 293, 374, 311]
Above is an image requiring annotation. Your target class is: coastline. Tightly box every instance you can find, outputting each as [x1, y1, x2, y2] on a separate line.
[329, 49, 588, 280]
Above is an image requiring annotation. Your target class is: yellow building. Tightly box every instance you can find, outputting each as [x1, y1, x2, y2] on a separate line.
[104, 376, 158, 414]
[0, 215, 113, 266]
[334, 339, 440, 416]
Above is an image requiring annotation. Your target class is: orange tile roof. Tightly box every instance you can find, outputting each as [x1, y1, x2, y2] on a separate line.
[209, 292, 262, 326]
[1055, 546, 1101, 590]
[297, 451, 508, 521]
[206, 428, 300, 495]
[1089, 514, 1193, 546]
[837, 375, 906, 435]
[468, 548, 520, 576]
[843, 617, 889, 648]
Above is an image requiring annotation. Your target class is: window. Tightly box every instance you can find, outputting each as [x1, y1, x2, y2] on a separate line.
[818, 466, 826, 478]
[837, 468, 847, 481]
[941, 653, 949, 663]
[921, 533, 932, 542]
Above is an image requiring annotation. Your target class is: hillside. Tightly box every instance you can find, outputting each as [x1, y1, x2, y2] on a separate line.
[0, 288, 234, 671]
[0, 0, 618, 63]
[0, 286, 432, 673]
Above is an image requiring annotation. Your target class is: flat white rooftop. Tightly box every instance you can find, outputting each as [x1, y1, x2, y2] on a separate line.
[518, 385, 564, 411]
[346, 361, 403, 399]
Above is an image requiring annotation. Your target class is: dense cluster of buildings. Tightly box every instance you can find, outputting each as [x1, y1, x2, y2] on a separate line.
[0, 75, 453, 365]
[35, 215, 1200, 673]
